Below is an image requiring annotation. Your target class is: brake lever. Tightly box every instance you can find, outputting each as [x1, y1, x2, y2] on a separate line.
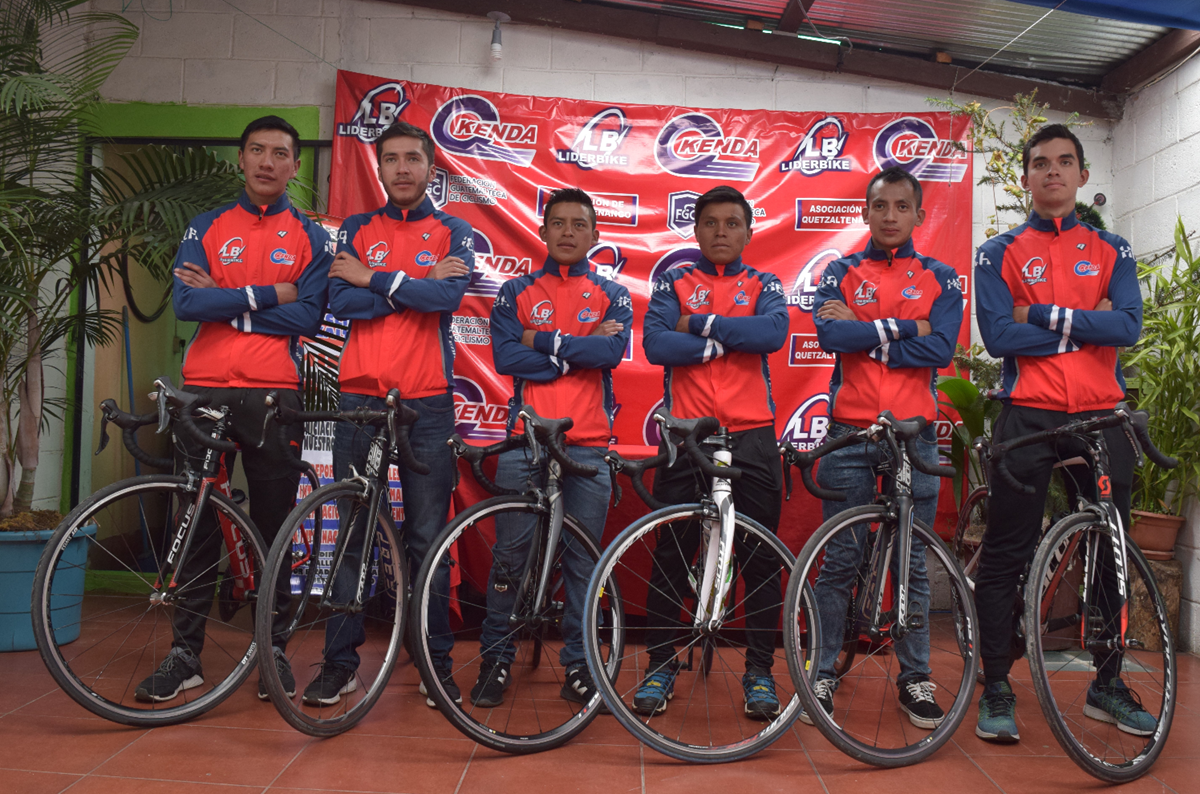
[153, 387, 170, 434]
[658, 419, 678, 469]
[258, 392, 278, 449]
[96, 412, 112, 455]
[608, 457, 623, 507]
[522, 411, 540, 466]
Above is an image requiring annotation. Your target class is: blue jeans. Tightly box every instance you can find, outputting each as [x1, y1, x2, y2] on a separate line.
[813, 422, 940, 686]
[323, 391, 456, 672]
[479, 445, 611, 669]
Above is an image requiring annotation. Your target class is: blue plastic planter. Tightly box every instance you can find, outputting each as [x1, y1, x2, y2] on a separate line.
[0, 525, 97, 652]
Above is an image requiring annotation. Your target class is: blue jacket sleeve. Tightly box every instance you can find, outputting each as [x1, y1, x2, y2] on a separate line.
[872, 264, 963, 368]
[687, 272, 789, 354]
[813, 259, 918, 354]
[975, 240, 1075, 357]
[533, 280, 633, 369]
[367, 218, 475, 314]
[172, 222, 277, 322]
[491, 282, 565, 382]
[238, 222, 332, 337]
[643, 274, 727, 365]
[328, 220, 395, 320]
[1025, 234, 1141, 347]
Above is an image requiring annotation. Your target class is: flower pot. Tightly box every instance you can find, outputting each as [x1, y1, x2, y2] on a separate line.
[1130, 510, 1185, 561]
[0, 525, 97, 652]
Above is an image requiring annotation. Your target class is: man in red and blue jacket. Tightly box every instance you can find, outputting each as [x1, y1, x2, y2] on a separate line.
[636, 185, 789, 720]
[471, 188, 632, 708]
[136, 116, 331, 704]
[973, 124, 1148, 743]
[309, 121, 475, 709]
[807, 166, 963, 729]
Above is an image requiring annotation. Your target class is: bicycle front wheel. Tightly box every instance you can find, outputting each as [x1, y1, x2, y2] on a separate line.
[786, 504, 979, 767]
[257, 481, 407, 737]
[952, 486, 988, 588]
[1027, 513, 1176, 783]
[31, 475, 266, 726]
[584, 505, 809, 763]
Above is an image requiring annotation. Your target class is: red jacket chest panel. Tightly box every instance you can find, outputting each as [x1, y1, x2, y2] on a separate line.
[515, 276, 612, 335]
[674, 272, 760, 317]
[203, 211, 310, 287]
[1002, 228, 1113, 310]
[841, 258, 938, 322]
[357, 215, 452, 276]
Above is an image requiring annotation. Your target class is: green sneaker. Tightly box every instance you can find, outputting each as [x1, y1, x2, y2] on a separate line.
[1084, 678, 1157, 736]
[976, 681, 1019, 743]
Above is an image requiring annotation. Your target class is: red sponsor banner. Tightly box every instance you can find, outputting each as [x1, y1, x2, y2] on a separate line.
[330, 71, 973, 549]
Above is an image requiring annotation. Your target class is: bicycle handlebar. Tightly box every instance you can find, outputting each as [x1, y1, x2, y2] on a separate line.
[517, 406, 600, 478]
[96, 399, 174, 470]
[605, 449, 670, 511]
[655, 410, 744, 482]
[448, 435, 525, 496]
[152, 376, 239, 454]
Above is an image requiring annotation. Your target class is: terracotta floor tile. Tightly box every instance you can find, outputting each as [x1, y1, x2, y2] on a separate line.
[342, 691, 469, 739]
[807, 743, 1003, 792]
[0, 767, 81, 794]
[463, 741, 641, 794]
[640, 747, 819, 793]
[970, 753, 1178, 792]
[0, 674, 64, 717]
[11, 686, 114, 721]
[274, 732, 474, 793]
[68, 777, 262, 794]
[1144, 754, 1200, 791]
[0, 714, 145, 774]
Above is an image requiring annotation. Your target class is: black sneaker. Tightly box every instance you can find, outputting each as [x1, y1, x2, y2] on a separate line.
[898, 679, 945, 729]
[258, 647, 296, 701]
[798, 677, 835, 726]
[134, 647, 204, 703]
[301, 664, 358, 706]
[418, 667, 462, 708]
[561, 664, 600, 705]
[470, 657, 512, 708]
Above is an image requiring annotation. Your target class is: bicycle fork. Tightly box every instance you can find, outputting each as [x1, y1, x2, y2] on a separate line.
[695, 449, 736, 634]
[511, 458, 565, 629]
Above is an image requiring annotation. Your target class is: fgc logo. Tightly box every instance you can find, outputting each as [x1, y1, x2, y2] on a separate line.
[790, 248, 842, 312]
[218, 237, 245, 266]
[556, 107, 632, 170]
[338, 82, 410, 144]
[466, 230, 534, 298]
[453, 376, 508, 442]
[780, 116, 852, 176]
[780, 394, 830, 450]
[667, 190, 701, 239]
[431, 95, 537, 167]
[365, 241, 389, 268]
[655, 112, 760, 181]
[873, 117, 968, 182]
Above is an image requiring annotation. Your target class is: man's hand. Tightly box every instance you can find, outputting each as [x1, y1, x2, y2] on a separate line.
[916, 320, 932, 337]
[1095, 298, 1113, 311]
[816, 300, 855, 321]
[431, 256, 469, 281]
[174, 262, 218, 290]
[591, 320, 624, 337]
[329, 251, 374, 287]
[521, 329, 537, 348]
[274, 283, 298, 305]
[1012, 305, 1030, 323]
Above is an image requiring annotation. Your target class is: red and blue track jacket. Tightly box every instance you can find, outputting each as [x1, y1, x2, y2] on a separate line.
[329, 197, 474, 399]
[814, 239, 963, 428]
[643, 255, 788, 433]
[174, 192, 332, 390]
[975, 210, 1140, 413]
[491, 256, 633, 446]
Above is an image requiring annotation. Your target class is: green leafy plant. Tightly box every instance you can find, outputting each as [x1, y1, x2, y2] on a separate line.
[937, 345, 1003, 509]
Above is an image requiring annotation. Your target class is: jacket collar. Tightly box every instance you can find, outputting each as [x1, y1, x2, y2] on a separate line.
[863, 238, 916, 262]
[383, 195, 435, 222]
[1026, 208, 1079, 234]
[237, 191, 292, 217]
[695, 255, 746, 276]
[541, 255, 591, 277]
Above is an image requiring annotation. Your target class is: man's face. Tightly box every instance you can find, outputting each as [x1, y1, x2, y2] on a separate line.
[695, 202, 751, 265]
[862, 179, 925, 251]
[1022, 137, 1088, 213]
[378, 136, 433, 210]
[539, 202, 598, 265]
[238, 129, 299, 205]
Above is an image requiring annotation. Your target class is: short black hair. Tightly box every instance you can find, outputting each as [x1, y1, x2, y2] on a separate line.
[374, 121, 436, 165]
[865, 166, 923, 209]
[1023, 123, 1085, 175]
[694, 185, 753, 227]
[240, 115, 301, 159]
[542, 187, 596, 227]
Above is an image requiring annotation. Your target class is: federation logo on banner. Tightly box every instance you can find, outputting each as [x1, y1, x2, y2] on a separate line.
[780, 116, 852, 175]
[780, 393, 831, 450]
[431, 95, 538, 167]
[466, 230, 534, 298]
[453, 376, 508, 441]
[789, 334, 836, 368]
[654, 112, 760, 181]
[648, 246, 703, 290]
[338, 81, 410, 144]
[789, 248, 842, 312]
[555, 107, 633, 169]
[667, 190, 700, 239]
[873, 117, 969, 182]
[536, 186, 638, 226]
[795, 199, 867, 231]
[587, 242, 628, 280]
[427, 168, 448, 209]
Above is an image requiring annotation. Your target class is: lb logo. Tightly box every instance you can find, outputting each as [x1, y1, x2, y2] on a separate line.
[453, 376, 508, 442]
[586, 241, 628, 280]
[269, 248, 296, 266]
[218, 237, 245, 266]
[468, 230, 533, 298]
[1022, 257, 1047, 285]
[685, 284, 712, 310]
[780, 116, 851, 176]
[734, 290, 750, 306]
[789, 248, 842, 312]
[901, 285, 923, 300]
[365, 241, 389, 268]
[577, 307, 601, 323]
[643, 399, 666, 446]
[648, 246, 703, 290]
[530, 300, 555, 326]
[337, 82, 410, 144]
[854, 280, 878, 306]
[415, 250, 438, 267]
[431, 94, 537, 167]
[1074, 260, 1100, 277]
[555, 106, 632, 170]
[654, 112, 760, 181]
[873, 116, 968, 182]
[780, 394, 830, 451]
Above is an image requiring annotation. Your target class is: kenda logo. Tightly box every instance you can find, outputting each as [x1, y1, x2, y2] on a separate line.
[453, 377, 508, 442]
[648, 246, 702, 290]
[1022, 256, 1047, 285]
[685, 285, 712, 310]
[530, 299, 555, 326]
[218, 237, 245, 266]
[780, 116, 852, 175]
[415, 250, 438, 266]
[901, 285, 923, 299]
[655, 112, 760, 181]
[873, 117, 968, 182]
[1074, 260, 1100, 276]
[789, 248, 842, 312]
[269, 248, 296, 266]
[587, 242, 628, 280]
[780, 394, 830, 450]
[734, 290, 750, 306]
[365, 241, 389, 267]
[555, 106, 632, 170]
[431, 95, 537, 167]
[338, 82, 410, 144]
[577, 307, 601, 323]
[466, 230, 533, 298]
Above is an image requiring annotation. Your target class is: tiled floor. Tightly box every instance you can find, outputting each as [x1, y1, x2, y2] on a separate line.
[2, 646, 1197, 794]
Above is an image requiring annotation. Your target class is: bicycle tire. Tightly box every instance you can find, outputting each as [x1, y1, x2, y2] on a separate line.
[256, 481, 407, 737]
[583, 505, 812, 763]
[32, 475, 266, 726]
[785, 504, 979, 767]
[1026, 513, 1176, 783]
[952, 486, 989, 589]
[412, 495, 624, 754]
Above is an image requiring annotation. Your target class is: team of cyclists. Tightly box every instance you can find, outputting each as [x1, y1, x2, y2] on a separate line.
[137, 114, 1155, 744]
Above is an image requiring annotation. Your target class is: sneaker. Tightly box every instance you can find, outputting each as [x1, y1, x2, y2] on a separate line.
[742, 668, 781, 720]
[798, 677, 835, 726]
[898, 679, 945, 729]
[561, 664, 600, 705]
[257, 647, 296, 701]
[1084, 678, 1157, 736]
[976, 681, 1020, 743]
[469, 658, 511, 708]
[419, 667, 462, 709]
[134, 647, 204, 703]
[631, 663, 678, 716]
[301, 664, 357, 706]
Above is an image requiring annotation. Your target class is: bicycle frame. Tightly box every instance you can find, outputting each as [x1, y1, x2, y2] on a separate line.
[695, 446, 735, 634]
[322, 430, 392, 614]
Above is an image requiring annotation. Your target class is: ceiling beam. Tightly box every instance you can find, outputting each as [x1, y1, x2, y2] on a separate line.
[777, 0, 816, 34]
[392, 0, 1124, 119]
[1102, 28, 1200, 94]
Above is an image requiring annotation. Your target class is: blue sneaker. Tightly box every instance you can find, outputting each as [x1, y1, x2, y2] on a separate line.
[742, 668, 781, 720]
[632, 662, 678, 715]
[1084, 678, 1157, 736]
[976, 681, 1020, 743]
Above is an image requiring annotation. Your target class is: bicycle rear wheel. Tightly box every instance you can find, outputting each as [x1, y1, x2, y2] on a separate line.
[785, 504, 978, 767]
[31, 475, 266, 726]
[583, 505, 812, 763]
[1027, 513, 1176, 783]
[257, 482, 407, 736]
[952, 486, 988, 588]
